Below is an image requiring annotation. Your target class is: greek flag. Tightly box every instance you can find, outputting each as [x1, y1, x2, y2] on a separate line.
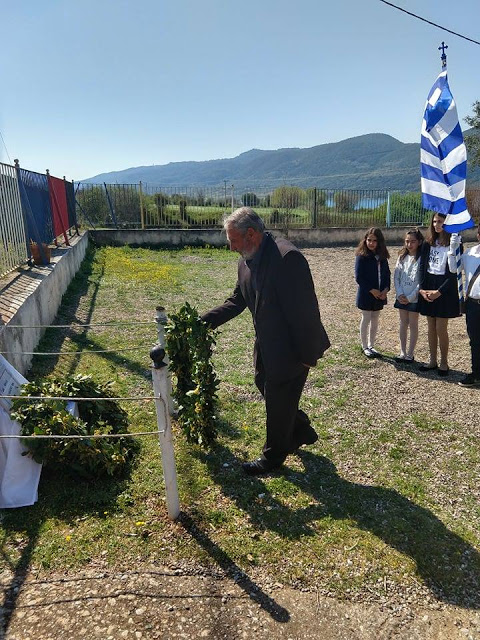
[421, 69, 474, 233]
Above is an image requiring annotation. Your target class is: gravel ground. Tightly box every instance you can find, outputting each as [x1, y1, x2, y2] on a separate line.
[304, 245, 478, 420]
[2, 564, 480, 640]
[2, 245, 480, 640]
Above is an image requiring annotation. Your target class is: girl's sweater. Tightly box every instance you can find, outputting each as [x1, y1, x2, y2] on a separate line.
[394, 254, 420, 303]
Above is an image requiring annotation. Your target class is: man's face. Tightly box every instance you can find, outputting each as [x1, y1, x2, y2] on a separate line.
[226, 225, 258, 259]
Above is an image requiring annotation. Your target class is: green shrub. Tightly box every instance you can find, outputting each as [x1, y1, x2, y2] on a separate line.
[271, 185, 305, 210]
[11, 375, 138, 480]
[388, 192, 427, 226]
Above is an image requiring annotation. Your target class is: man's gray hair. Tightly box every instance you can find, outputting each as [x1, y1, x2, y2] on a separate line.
[223, 207, 265, 234]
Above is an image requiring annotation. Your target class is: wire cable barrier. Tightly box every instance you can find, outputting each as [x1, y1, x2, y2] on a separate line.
[1, 318, 167, 439]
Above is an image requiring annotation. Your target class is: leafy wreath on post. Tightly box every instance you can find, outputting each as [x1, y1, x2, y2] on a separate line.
[11, 374, 139, 480]
[165, 302, 219, 447]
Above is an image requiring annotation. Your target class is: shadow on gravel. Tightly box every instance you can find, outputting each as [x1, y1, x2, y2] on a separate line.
[198, 444, 480, 610]
[178, 513, 290, 623]
[0, 467, 134, 637]
[376, 354, 465, 385]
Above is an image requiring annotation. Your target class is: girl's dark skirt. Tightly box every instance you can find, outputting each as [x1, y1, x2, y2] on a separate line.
[394, 300, 419, 312]
[417, 273, 461, 318]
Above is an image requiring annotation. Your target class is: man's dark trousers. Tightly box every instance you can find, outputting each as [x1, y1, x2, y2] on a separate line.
[254, 351, 312, 465]
[466, 298, 480, 378]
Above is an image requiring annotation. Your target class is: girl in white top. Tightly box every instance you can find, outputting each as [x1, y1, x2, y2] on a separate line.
[417, 213, 460, 376]
[394, 229, 424, 362]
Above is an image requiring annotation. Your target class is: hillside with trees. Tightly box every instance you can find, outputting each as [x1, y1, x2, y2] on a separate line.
[82, 132, 480, 191]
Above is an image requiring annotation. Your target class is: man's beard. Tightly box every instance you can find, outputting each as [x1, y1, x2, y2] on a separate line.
[241, 244, 258, 260]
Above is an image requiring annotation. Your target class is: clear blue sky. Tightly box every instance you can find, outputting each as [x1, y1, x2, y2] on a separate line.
[1, 0, 479, 181]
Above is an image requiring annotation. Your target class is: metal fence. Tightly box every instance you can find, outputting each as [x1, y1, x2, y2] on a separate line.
[0, 161, 78, 280]
[76, 183, 480, 230]
[0, 163, 26, 278]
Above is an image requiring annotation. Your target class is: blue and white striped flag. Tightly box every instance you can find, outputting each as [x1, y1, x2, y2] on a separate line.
[421, 69, 475, 233]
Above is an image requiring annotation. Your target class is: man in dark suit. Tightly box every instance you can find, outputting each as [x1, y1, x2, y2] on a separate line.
[202, 207, 330, 475]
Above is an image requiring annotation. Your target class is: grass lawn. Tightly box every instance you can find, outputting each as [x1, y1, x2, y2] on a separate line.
[1, 244, 480, 607]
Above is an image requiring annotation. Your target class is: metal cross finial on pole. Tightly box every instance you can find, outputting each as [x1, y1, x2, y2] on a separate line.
[439, 41, 448, 69]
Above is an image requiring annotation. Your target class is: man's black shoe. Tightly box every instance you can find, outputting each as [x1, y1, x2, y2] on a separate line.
[458, 374, 480, 388]
[242, 458, 281, 476]
[291, 428, 318, 452]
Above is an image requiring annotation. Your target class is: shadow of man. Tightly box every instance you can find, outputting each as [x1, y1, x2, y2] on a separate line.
[197, 444, 480, 609]
[294, 451, 480, 607]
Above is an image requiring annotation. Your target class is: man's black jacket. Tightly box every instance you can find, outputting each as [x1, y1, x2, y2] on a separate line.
[202, 233, 330, 382]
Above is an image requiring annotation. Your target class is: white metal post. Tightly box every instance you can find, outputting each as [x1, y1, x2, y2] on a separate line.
[386, 191, 391, 228]
[155, 307, 175, 416]
[151, 307, 180, 520]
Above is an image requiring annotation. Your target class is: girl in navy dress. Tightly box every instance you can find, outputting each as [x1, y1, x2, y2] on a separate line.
[355, 227, 391, 358]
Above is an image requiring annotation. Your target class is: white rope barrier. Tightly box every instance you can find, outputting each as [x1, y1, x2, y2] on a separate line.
[0, 307, 180, 520]
[1, 395, 168, 439]
[0, 430, 164, 439]
[3, 321, 155, 328]
[1, 395, 156, 401]
[0, 347, 145, 355]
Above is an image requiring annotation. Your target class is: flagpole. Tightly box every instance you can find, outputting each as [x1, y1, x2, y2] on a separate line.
[439, 42, 466, 312]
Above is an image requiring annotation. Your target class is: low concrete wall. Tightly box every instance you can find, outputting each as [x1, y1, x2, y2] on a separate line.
[90, 228, 226, 248]
[89, 226, 479, 249]
[0, 233, 89, 375]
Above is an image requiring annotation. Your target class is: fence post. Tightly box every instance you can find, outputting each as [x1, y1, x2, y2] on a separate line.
[231, 184, 234, 213]
[313, 187, 318, 228]
[139, 181, 145, 230]
[150, 307, 180, 520]
[13, 159, 34, 261]
[386, 191, 391, 228]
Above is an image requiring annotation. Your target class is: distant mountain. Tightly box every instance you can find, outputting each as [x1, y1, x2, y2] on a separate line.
[82, 132, 480, 191]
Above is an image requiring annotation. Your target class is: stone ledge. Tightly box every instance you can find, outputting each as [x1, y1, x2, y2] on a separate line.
[0, 233, 89, 375]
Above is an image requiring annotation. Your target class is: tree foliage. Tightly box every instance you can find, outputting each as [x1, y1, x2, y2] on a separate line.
[465, 101, 480, 167]
[271, 186, 304, 210]
[241, 192, 259, 206]
[76, 186, 109, 226]
[333, 191, 360, 212]
[388, 192, 427, 225]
